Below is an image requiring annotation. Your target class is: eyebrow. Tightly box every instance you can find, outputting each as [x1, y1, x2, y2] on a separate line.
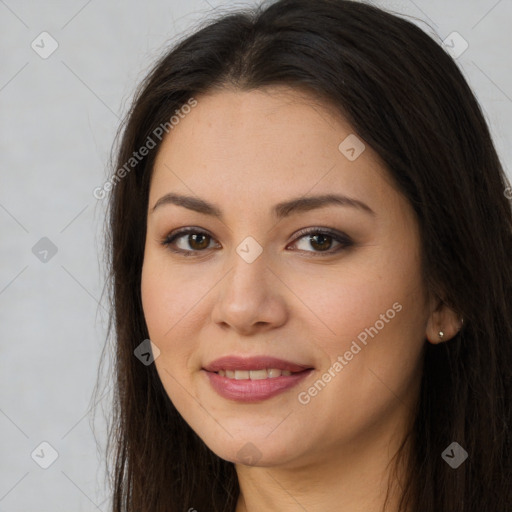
[150, 192, 375, 219]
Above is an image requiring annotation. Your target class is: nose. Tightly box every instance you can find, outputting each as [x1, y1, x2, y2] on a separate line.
[210, 245, 288, 336]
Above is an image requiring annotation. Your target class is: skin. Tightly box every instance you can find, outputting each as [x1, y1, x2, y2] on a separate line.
[140, 86, 461, 512]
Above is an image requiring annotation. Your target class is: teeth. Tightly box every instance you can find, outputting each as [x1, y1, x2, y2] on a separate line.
[249, 369, 268, 380]
[217, 368, 293, 379]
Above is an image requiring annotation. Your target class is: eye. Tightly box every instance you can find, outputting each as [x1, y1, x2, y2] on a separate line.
[288, 227, 353, 255]
[160, 227, 219, 257]
[160, 227, 353, 257]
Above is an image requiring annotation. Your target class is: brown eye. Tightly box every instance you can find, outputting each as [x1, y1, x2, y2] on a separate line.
[290, 228, 353, 255]
[162, 228, 218, 256]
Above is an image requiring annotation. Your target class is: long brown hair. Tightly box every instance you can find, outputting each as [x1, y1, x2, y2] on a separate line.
[94, 0, 512, 510]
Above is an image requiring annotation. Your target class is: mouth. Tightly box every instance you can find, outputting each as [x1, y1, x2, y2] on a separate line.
[202, 355, 314, 402]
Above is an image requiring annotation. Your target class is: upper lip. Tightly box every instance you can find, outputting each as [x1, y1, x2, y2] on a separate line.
[203, 355, 314, 373]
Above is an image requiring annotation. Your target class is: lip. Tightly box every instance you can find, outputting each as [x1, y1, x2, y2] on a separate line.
[203, 368, 314, 402]
[203, 355, 313, 373]
[202, 355, 315, 403]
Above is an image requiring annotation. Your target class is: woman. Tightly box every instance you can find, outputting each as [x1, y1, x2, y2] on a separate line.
[98, 0, 512, 510]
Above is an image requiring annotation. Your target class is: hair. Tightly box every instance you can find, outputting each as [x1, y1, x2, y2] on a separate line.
[95, 0, 512, 510]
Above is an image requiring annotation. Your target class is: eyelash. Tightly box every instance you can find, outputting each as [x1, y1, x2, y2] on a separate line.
[160, 226, 353, 258]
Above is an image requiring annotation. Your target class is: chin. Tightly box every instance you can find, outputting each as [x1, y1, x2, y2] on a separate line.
[199, 433, 299, 467]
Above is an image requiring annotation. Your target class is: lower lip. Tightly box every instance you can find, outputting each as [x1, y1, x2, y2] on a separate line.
[203, 369, 314, 402]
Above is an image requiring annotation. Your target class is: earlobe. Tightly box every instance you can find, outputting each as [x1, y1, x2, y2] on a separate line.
[425, 299, 464, 344]
[425, 326, 446, 344]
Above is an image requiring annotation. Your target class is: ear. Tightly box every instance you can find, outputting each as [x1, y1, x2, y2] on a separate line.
[425, 296, 464, 344]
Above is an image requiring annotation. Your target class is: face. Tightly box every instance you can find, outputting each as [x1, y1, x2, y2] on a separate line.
[141, 86, 432, 468]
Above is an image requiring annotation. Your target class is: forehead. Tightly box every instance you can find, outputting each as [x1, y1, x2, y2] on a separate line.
[155, 86, 357, 162]
[149, 86, 402, 216]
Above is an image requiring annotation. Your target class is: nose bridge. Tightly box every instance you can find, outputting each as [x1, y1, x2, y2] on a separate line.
[225, 236, 269, 299]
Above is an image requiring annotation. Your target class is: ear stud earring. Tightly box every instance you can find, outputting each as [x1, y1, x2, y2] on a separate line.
[438, 331, 444, 341]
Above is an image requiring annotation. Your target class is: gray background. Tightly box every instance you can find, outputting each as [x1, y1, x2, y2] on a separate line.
[0, 0, 510, 510]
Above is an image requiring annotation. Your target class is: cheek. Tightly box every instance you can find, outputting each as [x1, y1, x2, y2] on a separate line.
[141, 251, 212, 387]
[141, 251, 200, 341]
[141, 255, 199, 409]
[141, 261, 169, 341]
[289, 269, 425, 446]
[291, 251, 422, 346]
